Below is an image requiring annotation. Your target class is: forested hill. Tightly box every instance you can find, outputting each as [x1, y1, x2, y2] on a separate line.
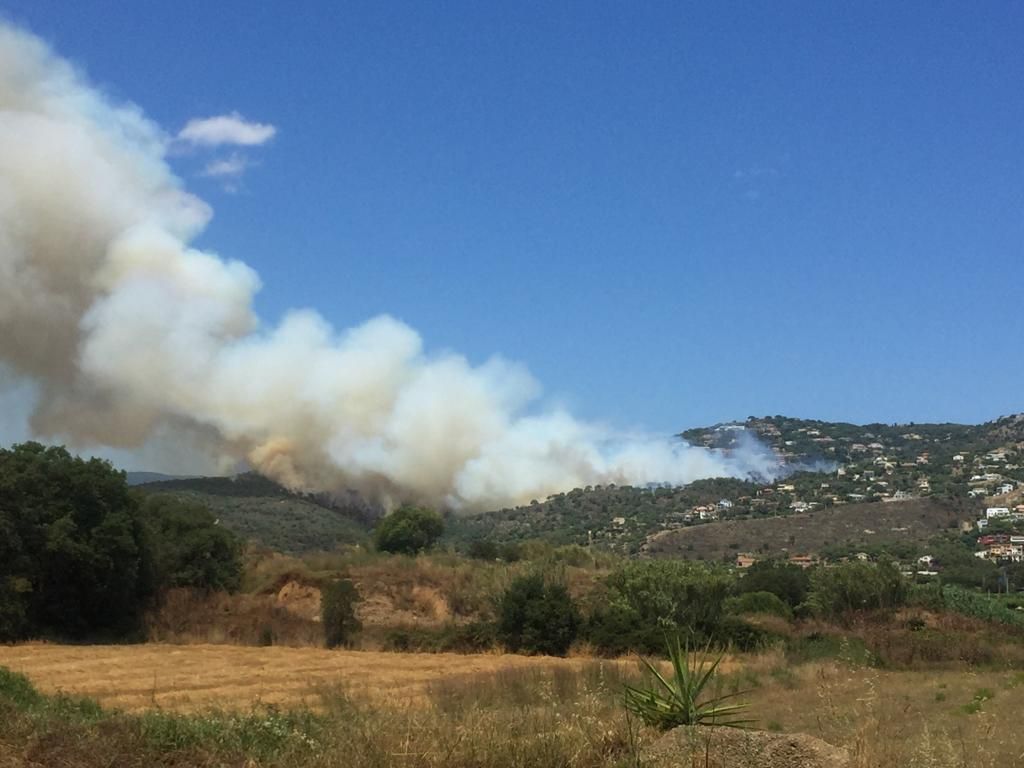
[444, 478, 760, 553]
[682, 413, 1024, 466]
[136, 473, 373, 554]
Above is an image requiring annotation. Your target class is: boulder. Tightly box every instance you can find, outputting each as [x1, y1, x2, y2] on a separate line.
[645, 726, 849, 768]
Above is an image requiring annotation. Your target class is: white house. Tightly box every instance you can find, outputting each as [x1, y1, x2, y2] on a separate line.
[997, 483, 1016, 495]
[987, 507, 1011, 519]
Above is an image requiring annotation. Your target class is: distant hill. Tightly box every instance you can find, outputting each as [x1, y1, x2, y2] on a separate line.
[450, 413, 1022, 558]
[125, 471, 195, 486]
[682, 413, 1024, 468]
[136, 473, 372, 554]
[644, 497, 965, 562]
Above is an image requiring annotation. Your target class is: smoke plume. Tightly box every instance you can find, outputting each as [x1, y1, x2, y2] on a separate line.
[0, 23, 783, 510]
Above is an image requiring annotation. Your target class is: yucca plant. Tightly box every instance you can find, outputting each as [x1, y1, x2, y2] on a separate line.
[623, 635, 755, 730]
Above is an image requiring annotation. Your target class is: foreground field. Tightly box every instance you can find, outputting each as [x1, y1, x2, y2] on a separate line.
[3, 644, 1024, 767]
[0, 644, 618, 713]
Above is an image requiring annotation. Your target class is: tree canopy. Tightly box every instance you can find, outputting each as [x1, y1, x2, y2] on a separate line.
[375, 505, 444, 555]
[0, 442, 243, 642]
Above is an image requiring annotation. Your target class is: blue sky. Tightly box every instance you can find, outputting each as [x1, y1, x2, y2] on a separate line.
[4, 1, 1022, 432]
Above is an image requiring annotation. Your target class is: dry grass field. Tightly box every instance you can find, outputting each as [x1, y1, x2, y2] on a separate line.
[4, 643, 1024, 766]
[0, 643, 634, 713]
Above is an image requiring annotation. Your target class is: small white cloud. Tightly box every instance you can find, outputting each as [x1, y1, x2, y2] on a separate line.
[201, 154, 249, 179]
[178, 112, 276, 147]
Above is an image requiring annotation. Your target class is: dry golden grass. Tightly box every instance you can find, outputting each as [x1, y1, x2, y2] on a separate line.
[3, 643, 1024, 766]
[0, 643, 636, 713]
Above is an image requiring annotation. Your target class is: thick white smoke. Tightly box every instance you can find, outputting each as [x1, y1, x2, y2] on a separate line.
[0, 23, 783, 510]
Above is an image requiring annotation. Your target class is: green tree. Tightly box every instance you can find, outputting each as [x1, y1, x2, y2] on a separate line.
[496, 572, 580, 656]
[806, 560, 906, 619]
[736, 560, 810, 608]
[587, 560, 734, 654]
[0, 442, 153, 641]
[375, 506, 444, 555]
[141, 495, 243, 593]
[322, 579, 362, 648]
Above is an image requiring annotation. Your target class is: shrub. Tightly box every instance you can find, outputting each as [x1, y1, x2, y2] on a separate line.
[322, 579, 361, 649]
[805, 560, 906, 619]
[713, 615, 770, 651]
[375, 506, 444, 555]
[736, 560, 810, 607]
[585, 603, 663, 656]
[384, 621, 497, 653]
[724, 591, 793, 620]
[593, 560, 733, 653]
[496, 572, 580, 656]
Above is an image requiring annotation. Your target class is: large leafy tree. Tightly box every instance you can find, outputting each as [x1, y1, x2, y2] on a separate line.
[0, 442, 245, 642]
[0, 442, 153, 640]
[141, 495, 242, 593]
[374, 505, 444, 555]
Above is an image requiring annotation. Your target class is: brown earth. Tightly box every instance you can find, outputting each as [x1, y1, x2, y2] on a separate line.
[646, 726, 849, 768]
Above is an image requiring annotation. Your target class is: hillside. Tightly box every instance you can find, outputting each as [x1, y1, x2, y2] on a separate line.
[644, 497, 963, 562]
[445, 478, 761, 553]
[449, 413, 1022, 558]
[137, 473, 372, 554]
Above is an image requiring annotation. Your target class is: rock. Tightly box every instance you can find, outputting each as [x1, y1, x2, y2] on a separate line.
[644, 726, 849, 768]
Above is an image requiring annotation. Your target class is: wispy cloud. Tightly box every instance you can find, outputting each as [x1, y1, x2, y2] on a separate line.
[201, 154, 249, 179]
[177, 112, 276, 147]
[200, 153, 251, 193]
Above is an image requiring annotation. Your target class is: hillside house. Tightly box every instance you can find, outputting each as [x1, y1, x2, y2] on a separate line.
[717, 499, 735, 511]
[735, 553, 757, 568]
[695, 505, 718, 521]
[987, 507, 1012, 520]
[997, 483, 1016, 495]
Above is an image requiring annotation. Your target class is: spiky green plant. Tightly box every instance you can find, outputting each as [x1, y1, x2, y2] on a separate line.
[623, 635, 755, 730]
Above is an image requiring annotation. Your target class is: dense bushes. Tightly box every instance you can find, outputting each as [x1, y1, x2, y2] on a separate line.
[805, 560, 906, 619]
[587, 560, 732, 654]
[724, 590, 793, 619]
[375, 506, 444, 555]
[321, 579, 362, 648]
[735, 560, 810, 608]
[0, 442, 243, 642]
[496, 572, 580, 655]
